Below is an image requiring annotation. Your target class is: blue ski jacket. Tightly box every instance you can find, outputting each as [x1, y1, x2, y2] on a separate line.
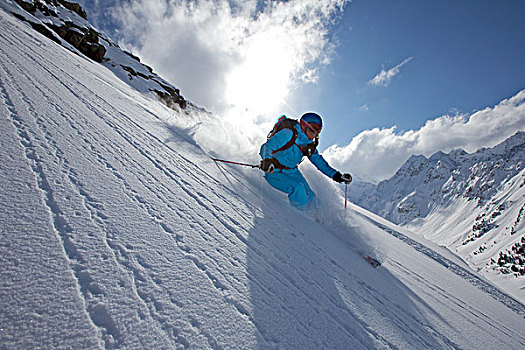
[259, 123, 337, 178]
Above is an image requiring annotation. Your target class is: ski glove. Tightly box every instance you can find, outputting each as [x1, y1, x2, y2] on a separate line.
[260, 158, 276, 173]
[333, 172, 352, 184]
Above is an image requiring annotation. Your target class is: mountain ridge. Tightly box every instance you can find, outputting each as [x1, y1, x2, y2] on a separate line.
[351, 131, 525, 295]
[353, 131, 525, 222]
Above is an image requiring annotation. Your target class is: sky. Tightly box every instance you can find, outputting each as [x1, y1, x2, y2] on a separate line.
[75, 0, 525, 182]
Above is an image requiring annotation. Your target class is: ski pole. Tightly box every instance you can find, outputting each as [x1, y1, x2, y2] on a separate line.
[212, 158, 261, 169]
[345, 182, 348, 210]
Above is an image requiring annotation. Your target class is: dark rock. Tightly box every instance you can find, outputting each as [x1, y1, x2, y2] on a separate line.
[58, 0, 88, 20]
[11, 12, 61, 44]
[121, 65, 150, 80]
[153, 90, 187, 110]
[14, 0, 36, 13]
[12, 0, 187, 111]
[47, 21, 107, 62]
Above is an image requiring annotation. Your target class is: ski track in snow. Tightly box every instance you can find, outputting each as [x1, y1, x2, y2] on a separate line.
[0, 27, 257, 348]
[371, 221, 525, 317]
[1, 54, 142, 347]
[2, 7, 525, 349]
[0, 54, 103, 348]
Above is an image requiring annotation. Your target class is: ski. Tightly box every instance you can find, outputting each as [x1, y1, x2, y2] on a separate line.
[364, 255, 381, 268]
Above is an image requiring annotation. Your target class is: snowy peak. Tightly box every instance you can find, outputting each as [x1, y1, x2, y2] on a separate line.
[351, 131, 525, 297]
[5, 0, 189, 111]
[360, 131, 525, 225]
[486, 130, 525, 156]
[396, 154, 428, 177]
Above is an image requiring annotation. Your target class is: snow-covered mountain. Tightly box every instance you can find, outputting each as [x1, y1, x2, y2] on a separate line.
[353, 132, 525, 225]
[1, 1, 525, 349]
[351, 130, 525, 299]
[8, 0, 192, 111]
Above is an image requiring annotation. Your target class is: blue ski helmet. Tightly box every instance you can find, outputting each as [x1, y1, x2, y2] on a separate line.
[300, 112, 322, 127]
[300, 112, 323, 135]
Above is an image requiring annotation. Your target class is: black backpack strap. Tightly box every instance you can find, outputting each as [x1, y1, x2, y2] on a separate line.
[308, 137, 319, 157]
[271, 127, 298, 155]
[297, 137, 319, 157]
[261, 158, 294, 172]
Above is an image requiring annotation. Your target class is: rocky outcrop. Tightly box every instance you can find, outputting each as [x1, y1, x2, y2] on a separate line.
[10, 11, 61, 44]
[50, 21, 106, 62]
[13, 0, 105, 62]
[15, 0, 86, 19]
[10, 0, 188, 111]
[57, 0, 87, 19]
[153, 83, 187, 110]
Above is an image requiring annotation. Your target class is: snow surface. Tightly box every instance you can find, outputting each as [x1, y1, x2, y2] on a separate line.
[1, 5, 525, 349]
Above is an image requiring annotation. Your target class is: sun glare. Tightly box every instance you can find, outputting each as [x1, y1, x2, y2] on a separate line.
[224, 31, 293, 119]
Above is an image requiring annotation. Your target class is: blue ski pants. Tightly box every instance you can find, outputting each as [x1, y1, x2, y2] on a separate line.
[264, 168, 318, 210]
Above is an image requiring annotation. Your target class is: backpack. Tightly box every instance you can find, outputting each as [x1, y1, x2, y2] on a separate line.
[267, 115, 318, 157]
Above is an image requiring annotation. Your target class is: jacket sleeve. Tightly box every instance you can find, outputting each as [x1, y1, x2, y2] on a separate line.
[309, 149, 338, 178]
[259, 129, 294, 159]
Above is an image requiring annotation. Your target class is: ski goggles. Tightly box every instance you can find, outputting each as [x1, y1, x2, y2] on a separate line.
[301, 120, 322, 136]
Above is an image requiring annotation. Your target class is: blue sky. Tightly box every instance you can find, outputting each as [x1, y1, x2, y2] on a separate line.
[295, 0, 525, 146]
[76, 0, 525, 181]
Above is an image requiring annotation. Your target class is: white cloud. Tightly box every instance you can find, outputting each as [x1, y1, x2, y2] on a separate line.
[102, 1, 525, 187]
[323, 89, 525, 183]
[359, 103, 369, 111]
[111, 0, 346, 123]
[368, 56, 413, 87]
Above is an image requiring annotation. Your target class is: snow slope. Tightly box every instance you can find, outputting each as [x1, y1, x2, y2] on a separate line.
[1, 5, 525, 349]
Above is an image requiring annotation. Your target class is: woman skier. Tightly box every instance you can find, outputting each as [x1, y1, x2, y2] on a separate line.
[260, 112, 352, 211]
